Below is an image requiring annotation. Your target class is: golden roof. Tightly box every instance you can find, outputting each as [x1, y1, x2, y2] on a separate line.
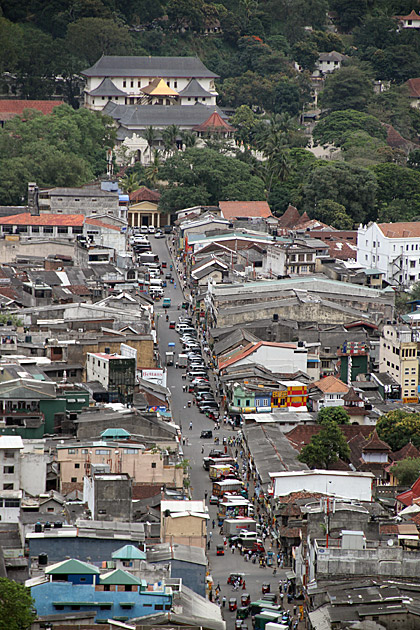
[141, 78, 179, 97]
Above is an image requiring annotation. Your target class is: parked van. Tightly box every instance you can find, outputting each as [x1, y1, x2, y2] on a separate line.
[150, 278, 163, 288]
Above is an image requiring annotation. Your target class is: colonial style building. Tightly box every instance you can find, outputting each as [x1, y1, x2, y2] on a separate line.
[82, 56, 218, 111]
[357, 221, 420, 287]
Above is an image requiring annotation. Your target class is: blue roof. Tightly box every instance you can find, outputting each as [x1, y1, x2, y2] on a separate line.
[112, 544, 147, 560]
[100, 428, 131, 439]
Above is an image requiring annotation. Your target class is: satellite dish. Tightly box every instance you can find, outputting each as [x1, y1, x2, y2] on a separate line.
[387, 539, 394, 546]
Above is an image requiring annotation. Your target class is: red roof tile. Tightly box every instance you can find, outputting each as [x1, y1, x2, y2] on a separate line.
[406, 78, 420, 98]
[193, 111, 235, 133]
[379, 221, 420, 238]
[310, 375, 349, 394]
[362, 429, 391, 453]
[392, 442, 420, 462]
[277, 205, 301, 228]
[85, 218, 121, 232]
[396, 10, 420, 21]
[0, 213, 84, 226]
[0, 100, 64, 120]
[129, 186, 161, 203]
[396, 476, 420, 507]
[219, 200, 272, 220]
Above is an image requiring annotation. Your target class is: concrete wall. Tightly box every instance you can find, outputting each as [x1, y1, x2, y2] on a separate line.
[0, 239, 75, 264]
[20, 451, 47, 496]
[316, 545, 420, 579]
[272, 472, 373, 502]
[170, 559, 206, 597]
[28, 535, 138, 564]
[162, 515, 207, 549]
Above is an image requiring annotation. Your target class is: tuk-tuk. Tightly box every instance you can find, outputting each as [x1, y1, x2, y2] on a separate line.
[237, 606, 249, 620]
[227, 573, 245, 586]
[262, 583, 270, 594]
[182, 301, 188, 309]
[241, 593, 251, 607]
[235, 621, 242, 630]
[229, 598, 237, 612]
[162, 261, 167, 268]
[216, 545, 224, 556]
[162, 279, 167, 288]
[169, 321, 176, 329]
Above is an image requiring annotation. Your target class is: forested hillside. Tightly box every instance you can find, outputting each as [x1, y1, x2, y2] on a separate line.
[2, 0, 420, 224]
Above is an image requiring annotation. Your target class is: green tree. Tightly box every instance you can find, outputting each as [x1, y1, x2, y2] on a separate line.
[298, 420, 350, 469]
[143, 126, 157, 164]
[180, 130, 197, 149]
[0, 17, 23, 74]
[313, 110, 387, 148]
[65, 18, 132, 66]
[373, 163, 420, 220]
[310, 30, 344, 54]
[376, 410, 420, 452]
[0, 578, 36, 630]
[231, 105, 259, 146]
[317, 407, 350, 425]
[293, 41, 319, 72]
[166, 0, 207, 31]
[158, 148, 265, 213]
[319, 66, 374, 112]
[341, 131, 388, 167]
[315, 199, 353, 229]
[303, 162, 377, 225]
[330, 0, 367, 33]
[220, 71, 277, 111]
[121, 172, 141, 194]
[162, 124, 180, 156]
[272, 78, 303, 117]
[392, 457, 420, 486]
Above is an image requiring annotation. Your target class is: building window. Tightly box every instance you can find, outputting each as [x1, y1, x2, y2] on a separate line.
[75, 463, 80, 469]
[123, 80, 126, 87]
[138, 81, 141, 87]
[3, 466, 14, 474]
[3, 483, 13, 490]
[71, 477, 77, 483]
[3, 451, 14, 459]
[57, 227, 68, 234]
[68, 449, 77, 454]
[81, 449, 88, 454]
[43, 226, 53, 234]
[155, 605, 164, 611]
[174, 81, 177, 88]
[32, 226, 40, 233]
[151, 462, 157, 468]
[245, 400, 250, 406]
[95, 449, 110, 455]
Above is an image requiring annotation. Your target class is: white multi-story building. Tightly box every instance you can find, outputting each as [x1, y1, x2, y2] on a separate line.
[0, 435, 23, 491]
[357, 221, 420, 288]
[82, 56, 218, 111]
[379, 323, 418, 402]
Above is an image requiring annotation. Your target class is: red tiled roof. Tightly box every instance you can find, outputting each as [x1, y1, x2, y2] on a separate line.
[193, 111, 235, 133]
[406, 78, 420, 98]
[379, 221, 420, 238]
[0, 287, 18, 301]
[0, 100, 64, 120]
[362, 429, 391, 453]
[342, 387, 362, 403]
[219, 200, 272, 220]
[392, 442, 420, 462]
[129, 186, 161, 203]
[379, 524, 399, 535]
[67, 285, 92, 296]
[396, 476, 420, 507]
[85, 218, 121, 232]
[396, 10, 420, 21]
[296, 211, 310, 226]
[277, 204, 301, 228]
[0, 213, 84, 226]
[218, 341, 297, 370]
[310, 375, 349, 394]
[286, 424, 373, 452]
[328, 240, 357, 260]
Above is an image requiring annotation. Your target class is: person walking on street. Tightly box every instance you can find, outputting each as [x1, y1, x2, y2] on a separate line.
[212, 519, 215, 529]
[222, 596, 226, 608]
[189, 421, 193, 430]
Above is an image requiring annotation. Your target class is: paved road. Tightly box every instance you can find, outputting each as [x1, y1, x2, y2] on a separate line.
[148, 236, 301, 629]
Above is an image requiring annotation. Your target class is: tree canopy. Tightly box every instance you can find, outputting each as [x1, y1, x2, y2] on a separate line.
[0, 578, 36, 630]
[313, 110, 387, 148]
[298, 420, 350, 469]
[319, 66, 374, 113]
[391, 457, 420, 487]
[376, 409, 420, 452]
[317, 406, 351, 425]
[0, 105, 115, 205]
[158, 148, 265, 213]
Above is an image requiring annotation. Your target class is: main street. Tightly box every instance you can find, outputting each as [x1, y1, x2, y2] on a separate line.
[150, 235, 301, 629]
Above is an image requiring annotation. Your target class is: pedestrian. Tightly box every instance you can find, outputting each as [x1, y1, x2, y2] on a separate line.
[205, 490, 208, 500]
[189, 421, 193, 430]
[207, 540, 211, 550]
[223, 536, 227, 546]
[242, 580, 246, 590]
[209, 531, 212, 539]
[293, 605, 297, 616]
[201, 445, 204, 454]
[222, 596, 226, 608]
[212, 519, 215, 529]
[231, 546, 235, 554]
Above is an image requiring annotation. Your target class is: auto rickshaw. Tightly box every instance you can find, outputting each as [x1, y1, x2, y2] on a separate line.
[241, 593, 251, 607]
[216, 545, 224, 556]
[229, 598, 237, 612]
[227, 573, 245, 586]
[262, 583, 270, 594]
[235, 621, 243, 630]
[237, 606, 249, 620]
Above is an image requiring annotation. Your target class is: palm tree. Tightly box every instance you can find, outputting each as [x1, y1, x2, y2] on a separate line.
[180, 130, 197, 149]
[120, 172, 140, 194]
[143, 126, 157, 164]
[162, 124, 180, 156]
[145, 149, 162, 187]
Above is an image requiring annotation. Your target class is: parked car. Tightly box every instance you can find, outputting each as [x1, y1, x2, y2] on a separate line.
[200, 430, 213, 439]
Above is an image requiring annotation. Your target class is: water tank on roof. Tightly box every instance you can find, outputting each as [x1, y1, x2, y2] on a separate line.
[54, 521, 62, 528]
[34, 522, 42, 533]
[25, 335, 32, 343]
[272, 314, 279, 322]
[44, 521, 51, 530]
[38, 553, 48, 566]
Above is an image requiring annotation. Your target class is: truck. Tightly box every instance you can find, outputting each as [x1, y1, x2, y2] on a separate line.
[223, 518, 257, 537]
[218, 497, 253, 521]
[209, 464, 235, 481]
[212, 479, 246, 497]
[255, 613, 286, 630]
[178, 353, 188, 368]
[165, 351, 174, 366]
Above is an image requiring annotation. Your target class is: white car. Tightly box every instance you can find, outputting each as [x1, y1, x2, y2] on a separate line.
[148, 225, 156, 233]
[154, 230, 164, 238]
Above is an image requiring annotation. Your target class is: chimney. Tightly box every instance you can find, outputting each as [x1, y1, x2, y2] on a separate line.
[27, 182, 39, 216]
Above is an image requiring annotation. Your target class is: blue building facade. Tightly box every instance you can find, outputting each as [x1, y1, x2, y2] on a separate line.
[30, 560, 172, 623]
